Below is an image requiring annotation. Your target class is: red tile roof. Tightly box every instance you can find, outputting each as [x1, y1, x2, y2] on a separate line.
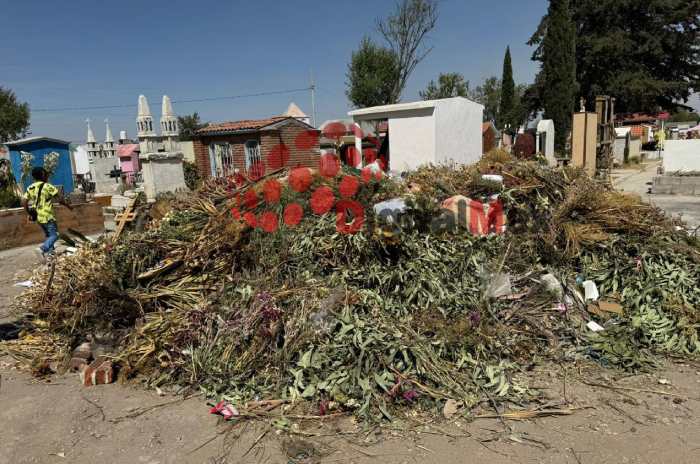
[629, 125, 647, 138]
[196, 116, 290, 135]
[618, 113, 657, 124]
[116, 143, 139, 157]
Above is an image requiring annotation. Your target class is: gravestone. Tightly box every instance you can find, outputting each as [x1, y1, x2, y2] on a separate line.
[139, 152, 187, 200]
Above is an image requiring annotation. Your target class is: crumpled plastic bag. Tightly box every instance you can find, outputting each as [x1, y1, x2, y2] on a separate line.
[209, 400, 240, 420]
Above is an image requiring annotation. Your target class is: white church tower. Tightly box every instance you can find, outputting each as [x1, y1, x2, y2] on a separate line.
[160, 95, 179, 152]
[160, 95, 178, 137]
[103, 119, 116, 158]
[137, 94, 157, 154]
[86, 118, 101, 160]
[136, 93, 187, 200]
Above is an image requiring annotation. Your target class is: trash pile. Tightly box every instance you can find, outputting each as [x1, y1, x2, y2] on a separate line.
[4, 151, 699, 421]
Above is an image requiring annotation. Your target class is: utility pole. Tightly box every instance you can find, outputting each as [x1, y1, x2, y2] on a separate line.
[310, 69, 317, 128]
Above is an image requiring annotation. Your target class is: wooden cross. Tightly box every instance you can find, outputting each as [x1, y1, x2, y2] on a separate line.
[113, 198, 137, 242]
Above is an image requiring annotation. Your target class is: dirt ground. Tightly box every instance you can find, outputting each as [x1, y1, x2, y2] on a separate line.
[2, 180, 700, 463]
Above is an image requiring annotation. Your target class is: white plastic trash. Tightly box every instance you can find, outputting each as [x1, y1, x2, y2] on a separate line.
[482, 174, 504, 184]
[587, 321, 604, 332]
[582, 280, 599, 301]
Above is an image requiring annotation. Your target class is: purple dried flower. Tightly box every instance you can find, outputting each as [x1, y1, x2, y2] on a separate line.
[402, 390, 419, 402]
[469, 310, 481, 326]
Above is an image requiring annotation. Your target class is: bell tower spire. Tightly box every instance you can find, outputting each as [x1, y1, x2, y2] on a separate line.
[160, 95, 179, 138]
[103, 119, 115, 157]
[86, 118, 101, 159]
[136, 95, 155, 138]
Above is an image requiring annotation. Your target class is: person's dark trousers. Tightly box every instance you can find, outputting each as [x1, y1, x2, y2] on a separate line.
[39, 220, 59, 254]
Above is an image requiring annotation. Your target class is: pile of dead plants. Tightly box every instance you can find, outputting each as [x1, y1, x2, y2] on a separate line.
[5, 153, 699, 422]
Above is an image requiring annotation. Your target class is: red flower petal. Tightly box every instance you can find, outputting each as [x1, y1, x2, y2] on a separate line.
[350, 123, 363, 138]
[239, 189, 259, 209]
[262, 179, 282, 204]
[247, 160, 265, 181]
[289, 167, 313, 192]
[259, 211, 279, 233]
[321, 121, 346, 141]
[339, 175, 360, 199]
[310, 186, 335, 215]
[230, 207, 241, 220]
[363, 148, 377, 164]
[243, 211, 257, 228]
[318, 153, 340, 178]
[346, 146, 361, 167]
[283, 203, 303, 227]
[268, 144, 290, 170]
[335, 200, 365, 234]
[361, 167, 372, 184]
[294, 130, 319, 151]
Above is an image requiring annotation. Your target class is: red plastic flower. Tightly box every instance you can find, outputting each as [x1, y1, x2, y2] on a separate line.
[346, 146, 361, 167]
[243, 211, 257, 228]
[339, 175, 360, 199]
[262, 179, 282, 204]
[230, 207, 241, 220]
[294, 130, 319, 151]
[310, 186, 335, 215]
[289, 167, 313, 192]
[318, 153, 340, 178]
[283, 203, 303, 227]
[239, 189, 259, 209]
[321, 121, 346, 141]
[361, 167, 372, 184]
[259, 211, 279, 233]
[267, 144, 290, 170]
[335, 200, 365, 234]
[247, 160, 265, 181]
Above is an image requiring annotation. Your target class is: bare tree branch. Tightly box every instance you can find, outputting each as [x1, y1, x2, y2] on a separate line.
[377, 0, 439, 102]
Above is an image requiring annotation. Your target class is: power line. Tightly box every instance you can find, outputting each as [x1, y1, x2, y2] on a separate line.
[32, 86, 313, 113]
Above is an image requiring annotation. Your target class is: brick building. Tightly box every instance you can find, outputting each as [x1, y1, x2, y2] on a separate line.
[193, 116, 320, 178]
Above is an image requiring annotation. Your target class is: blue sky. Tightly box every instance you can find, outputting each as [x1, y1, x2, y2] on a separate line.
[3, 0, 695, 143]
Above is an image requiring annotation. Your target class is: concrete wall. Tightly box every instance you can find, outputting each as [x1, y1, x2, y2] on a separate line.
[90, 156, 121, 194]
[536, 119, 556, 166]
[180, 141, 195, 163]
[652, 176, 700, 195]
[613, 137, 627, 163]
[629, 138, 642, 159]
[663, 140, 700, 173]
[388, 107, 435, 171]
[140, 153, 187, 200]
[434, 97, 483, 166]
[0, 202, 104, 250]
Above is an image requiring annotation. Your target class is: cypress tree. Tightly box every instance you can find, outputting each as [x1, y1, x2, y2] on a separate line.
[498, 46, 515, 133]
[541, 0, 577, 151]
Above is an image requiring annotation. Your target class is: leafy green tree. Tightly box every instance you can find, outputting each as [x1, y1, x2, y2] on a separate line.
[346, 37, 400, 108]
[497, 47, 516, 132]
[420, 73, 470, 100]
[0, 86, 30, 143]
[511, 84, 530, 130]
[377, 0, 439, 102]
[529, 0, 700, 113]
[533, 0, 577, 150]
[470, 77, 501, 122]
[178, 112, 206, 141]
[668, 110, 700, 123]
